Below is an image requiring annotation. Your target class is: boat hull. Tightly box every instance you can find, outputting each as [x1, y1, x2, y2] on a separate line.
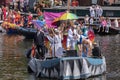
[28, 57, 106, 79]
[17, 27, 37, 39]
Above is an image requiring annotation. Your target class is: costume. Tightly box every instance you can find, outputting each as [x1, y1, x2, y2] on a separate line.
[47, 34, 64, 57]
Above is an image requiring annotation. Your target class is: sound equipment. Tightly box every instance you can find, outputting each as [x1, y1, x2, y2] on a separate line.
[63, 50, 78, 57]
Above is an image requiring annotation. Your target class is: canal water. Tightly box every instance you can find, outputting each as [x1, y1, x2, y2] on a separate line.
[0, 33, 120, 80]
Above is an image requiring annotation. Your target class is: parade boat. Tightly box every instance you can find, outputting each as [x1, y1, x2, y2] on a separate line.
[27, 56, 106, 79]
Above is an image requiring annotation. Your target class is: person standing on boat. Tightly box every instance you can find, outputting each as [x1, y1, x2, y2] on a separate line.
[77, 30, 85, 56]
[92, 42, 101, 57]
[46, 29, 64, 58]
[66, 21, 78, 50]
[34, 28, 45, 59]
[82, 38, 93, 57]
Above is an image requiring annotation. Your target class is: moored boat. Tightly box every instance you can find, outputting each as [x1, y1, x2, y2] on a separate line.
[17, 27, 37, 39]
[86, 23, 120, 35]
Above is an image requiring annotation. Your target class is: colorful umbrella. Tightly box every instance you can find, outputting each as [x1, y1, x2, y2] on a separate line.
[32, 20, 45, 29]
[53, 11, 78, 22]
[52, 11, 78, 25]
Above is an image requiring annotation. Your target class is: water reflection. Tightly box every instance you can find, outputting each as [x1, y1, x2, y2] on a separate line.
[0, 33, 120, 80]
[87, 75, 106, 80]
[0, 34, 32, 80]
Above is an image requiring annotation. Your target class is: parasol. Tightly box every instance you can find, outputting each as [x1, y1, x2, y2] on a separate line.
[52, 11, 78, 25]
[54, 11, 78, 21]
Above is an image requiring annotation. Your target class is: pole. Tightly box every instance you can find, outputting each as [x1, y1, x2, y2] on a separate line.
[67, 0, 70, 11]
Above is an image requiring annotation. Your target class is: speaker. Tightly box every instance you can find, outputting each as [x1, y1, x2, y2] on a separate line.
[63, 50, 78, 57]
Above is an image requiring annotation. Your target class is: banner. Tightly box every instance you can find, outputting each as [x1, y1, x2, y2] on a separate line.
[44, 12, 65, 28]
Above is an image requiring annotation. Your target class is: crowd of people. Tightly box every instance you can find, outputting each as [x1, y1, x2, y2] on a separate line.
[1, 2, 119, 60]
[88, 4, 119, 33]
[29, 19, 101, 60]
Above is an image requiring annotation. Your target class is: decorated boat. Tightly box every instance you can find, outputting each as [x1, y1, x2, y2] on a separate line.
[28, 56, 106, 79]
[17, 20, 45, 39]
[1, 21, 19, 34]
[17, 27, 37, 39]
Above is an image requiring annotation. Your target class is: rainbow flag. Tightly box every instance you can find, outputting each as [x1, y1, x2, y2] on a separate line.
[88, 29, 95, 43]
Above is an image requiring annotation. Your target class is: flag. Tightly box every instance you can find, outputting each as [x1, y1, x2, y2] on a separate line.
[88, 29, 95, 43]
[32, 20, 45, 29]
[44, 12, 65, 28]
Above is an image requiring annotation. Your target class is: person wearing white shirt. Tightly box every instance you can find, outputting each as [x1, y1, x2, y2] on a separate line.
[66, 25, 78, 50]
[0, 7, 2, 20]
[46, 29, 64, 58]
[89, 6, 95, 18]
[98, 6, 103, 17]
[114, 18, 119, 27]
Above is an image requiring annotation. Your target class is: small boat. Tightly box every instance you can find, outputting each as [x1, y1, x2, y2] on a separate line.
[93, 26, 120, 35]
[17, 27, 37, 39]
[27, 56, 106, 79]
[6, 28, 19, 34]
[86, 24, 120, 35]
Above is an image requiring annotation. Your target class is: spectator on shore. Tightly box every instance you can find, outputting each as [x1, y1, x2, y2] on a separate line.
[98, 6, 103, 17]
[105, 17, 111, 33]
[2, 6, 7, 20]
[89, 5, 95, 18]
[84, 15, 89, 24]
[98, 17, 107, 32]
[114, 18, 119, 27]
[50, 0, 54, 7]
[0, 7, 2, 20]
[71, 0, 79, 7]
